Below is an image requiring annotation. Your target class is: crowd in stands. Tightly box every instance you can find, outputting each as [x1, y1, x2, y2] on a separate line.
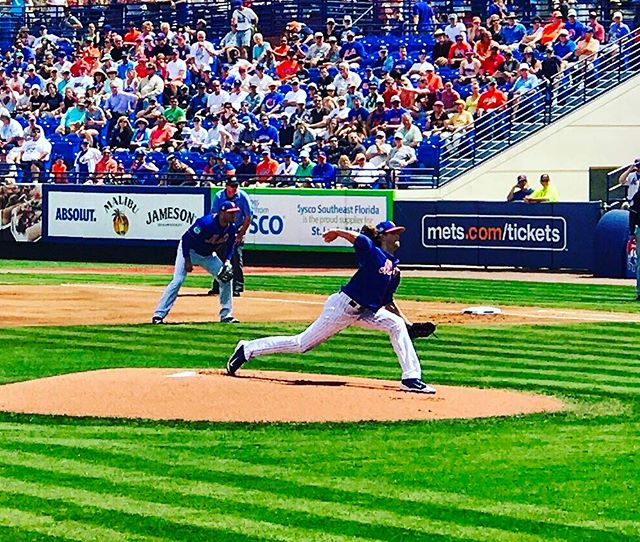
[0, 1, 635, 187]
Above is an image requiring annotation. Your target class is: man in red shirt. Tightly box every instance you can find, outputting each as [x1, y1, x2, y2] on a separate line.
[275, 50, 301, 81]
[587, 12, 606, 43]
[481, 44, 506, 76]
[149, 118, 176, 151]
[123, 22, 142, 46]
[477, 79, 507, 115]
[255, 148, 279, 184]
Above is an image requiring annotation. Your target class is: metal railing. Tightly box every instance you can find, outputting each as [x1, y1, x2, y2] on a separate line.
[427, 26, 640, 189]
[1, 170, 394, 188]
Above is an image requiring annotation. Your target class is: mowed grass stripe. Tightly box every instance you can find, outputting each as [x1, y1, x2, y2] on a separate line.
[0, 449, 565, 542]
[0, 507, 163, 542]
[2, 435, 637, 538]
[2, 323, 640, 398]
[2, 271, 639, 313]
[0, 477, 381, 542]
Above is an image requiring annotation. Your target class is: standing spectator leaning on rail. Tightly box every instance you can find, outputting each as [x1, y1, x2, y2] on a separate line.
[209, 177, 253, 298]
[524, 174, 559, 202]
[619, 158, 640, 205]
[507, 174, 534, 201]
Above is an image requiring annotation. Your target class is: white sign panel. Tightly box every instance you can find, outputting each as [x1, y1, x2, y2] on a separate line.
[47, 190, 204, 240]
[244, 191, 390, 248]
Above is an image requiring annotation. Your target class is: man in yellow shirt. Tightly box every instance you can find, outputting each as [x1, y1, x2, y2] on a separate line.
[446, 99, 473, 132]
[525, 174, 559, 202]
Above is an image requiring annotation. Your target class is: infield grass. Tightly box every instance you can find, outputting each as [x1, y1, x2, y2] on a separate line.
[0, 321, 639, 541]
[0, 271, 638, 313]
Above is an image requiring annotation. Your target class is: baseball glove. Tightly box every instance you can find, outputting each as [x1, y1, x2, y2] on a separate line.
[216, 262, 234, 283]
[407, 321, 437, 340]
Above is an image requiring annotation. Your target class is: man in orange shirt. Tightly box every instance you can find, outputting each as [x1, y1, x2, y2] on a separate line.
[477, 79, 507, 115]
[540, 12, 564, 47]
[275, 50, 301, 81]
[149, 118, 176, 151]
[255, 148, 279, 185]
[94, 147, 119, 183]
[123, 22, 142, 46]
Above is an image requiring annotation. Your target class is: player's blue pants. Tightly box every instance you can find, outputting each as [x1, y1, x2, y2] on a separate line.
[154, 242, 233, 321]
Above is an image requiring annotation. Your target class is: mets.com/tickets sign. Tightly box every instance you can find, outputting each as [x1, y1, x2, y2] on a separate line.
[239, 188, 393, 251]
[394, 201, 601, 270]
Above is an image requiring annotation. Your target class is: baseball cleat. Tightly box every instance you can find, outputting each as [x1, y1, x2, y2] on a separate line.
[151, 316, 165, 325]
[221, 316, 240, 323]
[226, 341, 248, 375]
[400, 378, 437, 394]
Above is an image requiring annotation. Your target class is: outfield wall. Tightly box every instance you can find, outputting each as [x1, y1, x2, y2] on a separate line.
[0, 184, 601, 270]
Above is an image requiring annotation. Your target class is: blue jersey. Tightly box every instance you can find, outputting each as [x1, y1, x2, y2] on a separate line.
[211, 188, 254, 228]
[341, 234, 400, 311]
[181, 213, 237, 261]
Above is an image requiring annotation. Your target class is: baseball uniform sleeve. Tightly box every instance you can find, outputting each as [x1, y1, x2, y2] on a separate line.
[224, 225, 238, 261]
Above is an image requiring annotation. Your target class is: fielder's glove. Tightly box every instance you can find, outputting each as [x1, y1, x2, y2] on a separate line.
[216, 262, 234, 283]
[407, 322, 437, 340]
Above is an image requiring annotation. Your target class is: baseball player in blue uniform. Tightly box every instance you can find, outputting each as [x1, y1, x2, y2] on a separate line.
[152, 201, 241, 324]
[226, 221, 436, 394]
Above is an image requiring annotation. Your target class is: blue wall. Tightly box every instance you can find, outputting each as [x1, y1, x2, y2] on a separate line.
[395, 201, 602, 270]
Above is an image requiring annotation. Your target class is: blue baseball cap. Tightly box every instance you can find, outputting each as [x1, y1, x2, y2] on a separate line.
[220, 201, 241, 213]
[376, 220, 405, 234]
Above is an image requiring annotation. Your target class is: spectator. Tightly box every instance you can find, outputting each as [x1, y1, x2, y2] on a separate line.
[80, 98, 107, 140]
[236, 150, 257, 180]
[366, 131, 391, 168]
[574, 28, 600, 61]
[275, 152, 298, 185]
[0, 113, 24, 150]
[607, 12, 631, 55]
[387, 132, 417, 179]
[148, 117, 176, 151]
[165, 154, 196, 186]
[130, 148, 160, 184]
[412, 0, 436, 32]
[448, 35, 472, 69]
[438, 81, 461, 112]
[525, 174, 559, 202]
[426, 100, 449, 134]
[507, 174, 534, 201]
[587, 12, 606, 43]
[51, 156, 68, 184]
[502, 13, 527, 49]
[619, 158, 640, 204]
[477, 79, 507, 116]
[93, 147, 119, 183]
[333, 63, 362, 96]
[163, 97, 186, 124]
[56, 98, 87, 134]
[19, 126, 51, 182]
[540, 12, 565, 48]
[138, 63, 165, 102]
[255, 148, 278, 184]
[464, 80, 482, 115]
[458, 51, 481, 84]
[75, 139, 102, 183]
[254, 115, 279, 148]
[521, 16, 544, 50]
[398, 113, 422, 148]
[445, 99, 473, 135]
[205, 116, 232, 151]
[295, 149, 315, 180]
[130, 118, 151, 150]
[444, 14, 467, 43]
[494, 48, 519, 84]
[311, 150, 336, 188]
[433, 30, 454, 65]
[553, 30, 577, 67]
[564, 9, 587, 41]
[481, 44, 506, 77]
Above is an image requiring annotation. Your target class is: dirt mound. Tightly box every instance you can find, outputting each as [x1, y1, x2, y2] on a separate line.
[0, 369, 564, 423]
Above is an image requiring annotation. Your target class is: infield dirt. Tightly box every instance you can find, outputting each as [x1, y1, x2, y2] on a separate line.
[0, 368, 564, 423]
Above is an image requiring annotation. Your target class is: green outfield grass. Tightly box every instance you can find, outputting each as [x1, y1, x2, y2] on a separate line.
[0, 321, 639, 541]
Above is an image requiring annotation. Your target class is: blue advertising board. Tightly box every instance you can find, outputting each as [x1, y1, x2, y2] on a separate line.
[395, 201, 601, 270]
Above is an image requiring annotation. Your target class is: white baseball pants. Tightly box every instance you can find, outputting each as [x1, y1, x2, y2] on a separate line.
[243, 291, 422, 380]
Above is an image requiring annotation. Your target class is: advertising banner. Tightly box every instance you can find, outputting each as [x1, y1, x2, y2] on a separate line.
[44, 186, 208, 243]
[395, 201, 601, 270]
[236, 188, 393, 251]
[0, 184, 42, 243]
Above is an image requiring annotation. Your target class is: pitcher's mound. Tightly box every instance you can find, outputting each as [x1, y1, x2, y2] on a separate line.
[0, 369, 563, 423]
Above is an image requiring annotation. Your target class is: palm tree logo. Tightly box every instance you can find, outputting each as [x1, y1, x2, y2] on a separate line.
[112, 209, 129, 236]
